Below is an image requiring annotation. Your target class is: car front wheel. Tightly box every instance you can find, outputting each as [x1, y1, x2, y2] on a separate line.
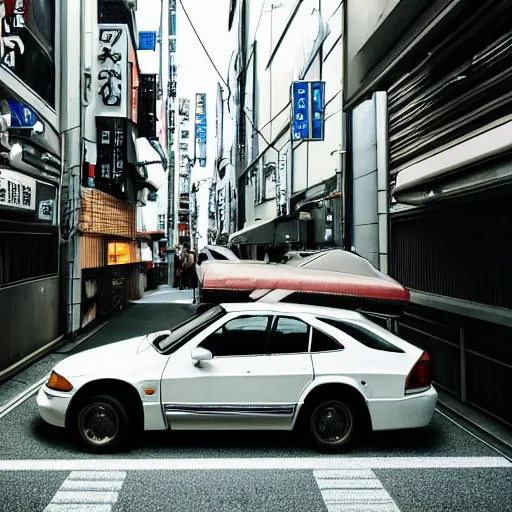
[309, 399, 356, 453]
[74, 394, 130, 453]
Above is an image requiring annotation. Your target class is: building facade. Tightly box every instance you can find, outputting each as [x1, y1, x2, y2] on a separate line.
[343, 0, 512, 426]
[0, 0, 62, 376]
[61, 0, 168, 334]
[219, 0, 345, 258]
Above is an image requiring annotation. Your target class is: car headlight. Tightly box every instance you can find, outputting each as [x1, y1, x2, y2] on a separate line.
[47, 371, 73, 392]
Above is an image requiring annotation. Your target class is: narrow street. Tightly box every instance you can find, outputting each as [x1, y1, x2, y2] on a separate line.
[0, 291, 511, 512]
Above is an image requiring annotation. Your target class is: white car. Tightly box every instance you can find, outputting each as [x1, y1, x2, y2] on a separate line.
[37, 302, 437, 453]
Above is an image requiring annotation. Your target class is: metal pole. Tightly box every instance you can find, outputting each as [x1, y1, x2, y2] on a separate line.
[460, 326, 467, 402]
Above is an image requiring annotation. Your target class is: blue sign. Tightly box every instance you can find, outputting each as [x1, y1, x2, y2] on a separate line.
[292, 82, 309, 141]
[311, 82, 325, 140]
[291, 81, 325, 141]
[195, 93, 207, 167]
[139, 32, 157, 51]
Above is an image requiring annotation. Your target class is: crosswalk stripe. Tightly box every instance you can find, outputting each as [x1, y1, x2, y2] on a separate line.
[60, 480, 124, 491]
[44, 506, 112, 512]
[44, 471, 127, 512]
[314, 470, 401, 512]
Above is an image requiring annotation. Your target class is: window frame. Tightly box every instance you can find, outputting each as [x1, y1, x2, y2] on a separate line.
[310, 326, 344, 354]
[267, 315, 312, 356]
[198, 313, 273, 359]
[317, 317, 405, 354]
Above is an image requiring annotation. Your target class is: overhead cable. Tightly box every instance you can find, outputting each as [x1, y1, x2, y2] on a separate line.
[178, 0, 231, 94]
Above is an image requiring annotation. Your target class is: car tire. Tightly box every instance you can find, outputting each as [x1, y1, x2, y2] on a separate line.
[309, 399, 357, 453]
[73, 394, 130, 454]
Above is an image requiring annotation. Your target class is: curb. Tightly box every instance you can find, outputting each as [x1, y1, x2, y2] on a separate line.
[436, 398, 512, 459]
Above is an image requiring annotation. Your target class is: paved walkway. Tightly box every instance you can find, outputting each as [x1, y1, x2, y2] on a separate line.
[131, 285, 197, 305]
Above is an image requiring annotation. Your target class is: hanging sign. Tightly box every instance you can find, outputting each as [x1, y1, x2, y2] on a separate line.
[195, 93, 207, 167]
[291, 81, 325, 141]
[0, 168, 36, 211]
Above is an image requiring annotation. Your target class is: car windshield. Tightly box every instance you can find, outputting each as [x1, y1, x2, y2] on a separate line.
[155, 305, 225, 352]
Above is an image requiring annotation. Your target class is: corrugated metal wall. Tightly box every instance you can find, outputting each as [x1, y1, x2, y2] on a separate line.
[389, 194, 512, 309]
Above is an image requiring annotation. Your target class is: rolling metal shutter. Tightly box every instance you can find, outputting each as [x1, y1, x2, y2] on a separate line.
[387, 0, 512, 180]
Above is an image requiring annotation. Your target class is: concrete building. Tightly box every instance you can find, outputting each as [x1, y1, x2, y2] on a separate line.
[219, 0, 345, 258]
[0, 0, 63, 377]
[61, 0, 168, 334]
[343, 0, 512, 426]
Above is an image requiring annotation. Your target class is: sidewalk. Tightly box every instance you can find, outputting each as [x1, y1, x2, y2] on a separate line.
[131, 285, 198, 305]
[436, 389, 512, 456]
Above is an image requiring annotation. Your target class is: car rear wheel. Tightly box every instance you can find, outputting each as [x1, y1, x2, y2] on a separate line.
[309, 399, 356, 453]
[74, 394, 130, 453]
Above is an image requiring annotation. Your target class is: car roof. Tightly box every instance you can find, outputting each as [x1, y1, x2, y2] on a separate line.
[219, 301, 365, 321]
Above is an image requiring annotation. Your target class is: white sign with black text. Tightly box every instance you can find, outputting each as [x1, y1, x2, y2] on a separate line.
[0, 168, 36, 211]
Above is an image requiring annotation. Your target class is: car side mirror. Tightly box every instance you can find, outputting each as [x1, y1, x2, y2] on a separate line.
[191, 347, 213, 367]
[197, 253, 208, 265]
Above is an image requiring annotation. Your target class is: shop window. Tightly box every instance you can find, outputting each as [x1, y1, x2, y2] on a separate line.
[107, 241, 131, 265]
[0, 232, 58, 287]
[1, 0, 56, 107]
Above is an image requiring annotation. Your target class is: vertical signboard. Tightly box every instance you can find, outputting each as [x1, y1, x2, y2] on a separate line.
[194, 93, 207, 167]
[96, 117, 127, 198]
[276, 146, 290, 217]
[311, 82, 325, 140]
[291, 81, 325, 141]
[97, 25, 128, 117]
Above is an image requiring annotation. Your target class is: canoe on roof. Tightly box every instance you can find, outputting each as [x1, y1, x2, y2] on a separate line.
[198, 260, 409, 318]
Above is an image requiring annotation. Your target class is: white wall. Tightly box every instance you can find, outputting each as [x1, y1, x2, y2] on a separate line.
[242, 0, 344, 227]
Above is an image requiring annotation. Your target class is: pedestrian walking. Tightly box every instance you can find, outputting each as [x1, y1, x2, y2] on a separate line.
[178, 243, 190, 290]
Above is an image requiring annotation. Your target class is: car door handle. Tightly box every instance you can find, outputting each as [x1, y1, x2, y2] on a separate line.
[246, 370, 251, 373]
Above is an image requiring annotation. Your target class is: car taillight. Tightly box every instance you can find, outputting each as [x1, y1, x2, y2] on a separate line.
[405, 351, 431, 393]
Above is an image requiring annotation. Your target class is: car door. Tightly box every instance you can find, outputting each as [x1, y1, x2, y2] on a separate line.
[265, 315, 315, 405]
[160, 312, 313, 430]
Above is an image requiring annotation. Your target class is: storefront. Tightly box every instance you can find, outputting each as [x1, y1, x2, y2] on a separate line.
[344, 0, 512, 425]
[0, 0, 60, 376]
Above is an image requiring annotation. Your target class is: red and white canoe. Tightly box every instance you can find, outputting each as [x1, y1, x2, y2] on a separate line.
[198, 260, 409, 317]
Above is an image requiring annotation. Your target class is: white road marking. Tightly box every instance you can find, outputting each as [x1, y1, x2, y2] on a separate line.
[1, 456, 510, 472]
[314, 469, 400, 512]
[44, 471, 126, 512]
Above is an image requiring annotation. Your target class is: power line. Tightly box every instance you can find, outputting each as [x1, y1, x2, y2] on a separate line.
[178, 0, 231, 94]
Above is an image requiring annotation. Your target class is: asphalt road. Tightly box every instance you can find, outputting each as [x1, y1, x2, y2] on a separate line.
[1, 290, 511, 512]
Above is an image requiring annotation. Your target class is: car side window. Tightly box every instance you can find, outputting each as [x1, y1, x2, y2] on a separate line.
[311, 328, 343, 352]
[270, 317, 310, 354]
[318, 317, 404, 353]
[209, 249, 229, 260]
[199, 315, 270, 357]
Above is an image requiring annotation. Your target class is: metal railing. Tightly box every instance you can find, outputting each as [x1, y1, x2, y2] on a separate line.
[398, 303, 512, 427]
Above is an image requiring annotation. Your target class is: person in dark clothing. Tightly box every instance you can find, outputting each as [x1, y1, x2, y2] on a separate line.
[178, 243, 190, 290]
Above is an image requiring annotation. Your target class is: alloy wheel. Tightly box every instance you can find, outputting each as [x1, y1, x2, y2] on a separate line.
[78, 402, 120, 447]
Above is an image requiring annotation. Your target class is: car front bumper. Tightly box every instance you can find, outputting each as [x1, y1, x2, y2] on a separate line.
[367, 385, 438, 431]
[37, 386, 73, 428]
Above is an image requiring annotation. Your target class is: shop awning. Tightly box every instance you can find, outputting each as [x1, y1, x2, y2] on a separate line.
[392, 120, 512, 204]
[291, 175, 337, 211]
[229, 216, 300, 245]
[134, 137, 167, 192]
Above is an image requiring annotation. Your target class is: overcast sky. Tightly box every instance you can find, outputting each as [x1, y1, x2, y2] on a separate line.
[137, 0, 233, 246]
[176, 0, 233, 246]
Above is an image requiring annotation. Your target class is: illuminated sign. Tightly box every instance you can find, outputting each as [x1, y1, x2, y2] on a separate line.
[291, 81, 325, 141]
[194, 93, 207, 167]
